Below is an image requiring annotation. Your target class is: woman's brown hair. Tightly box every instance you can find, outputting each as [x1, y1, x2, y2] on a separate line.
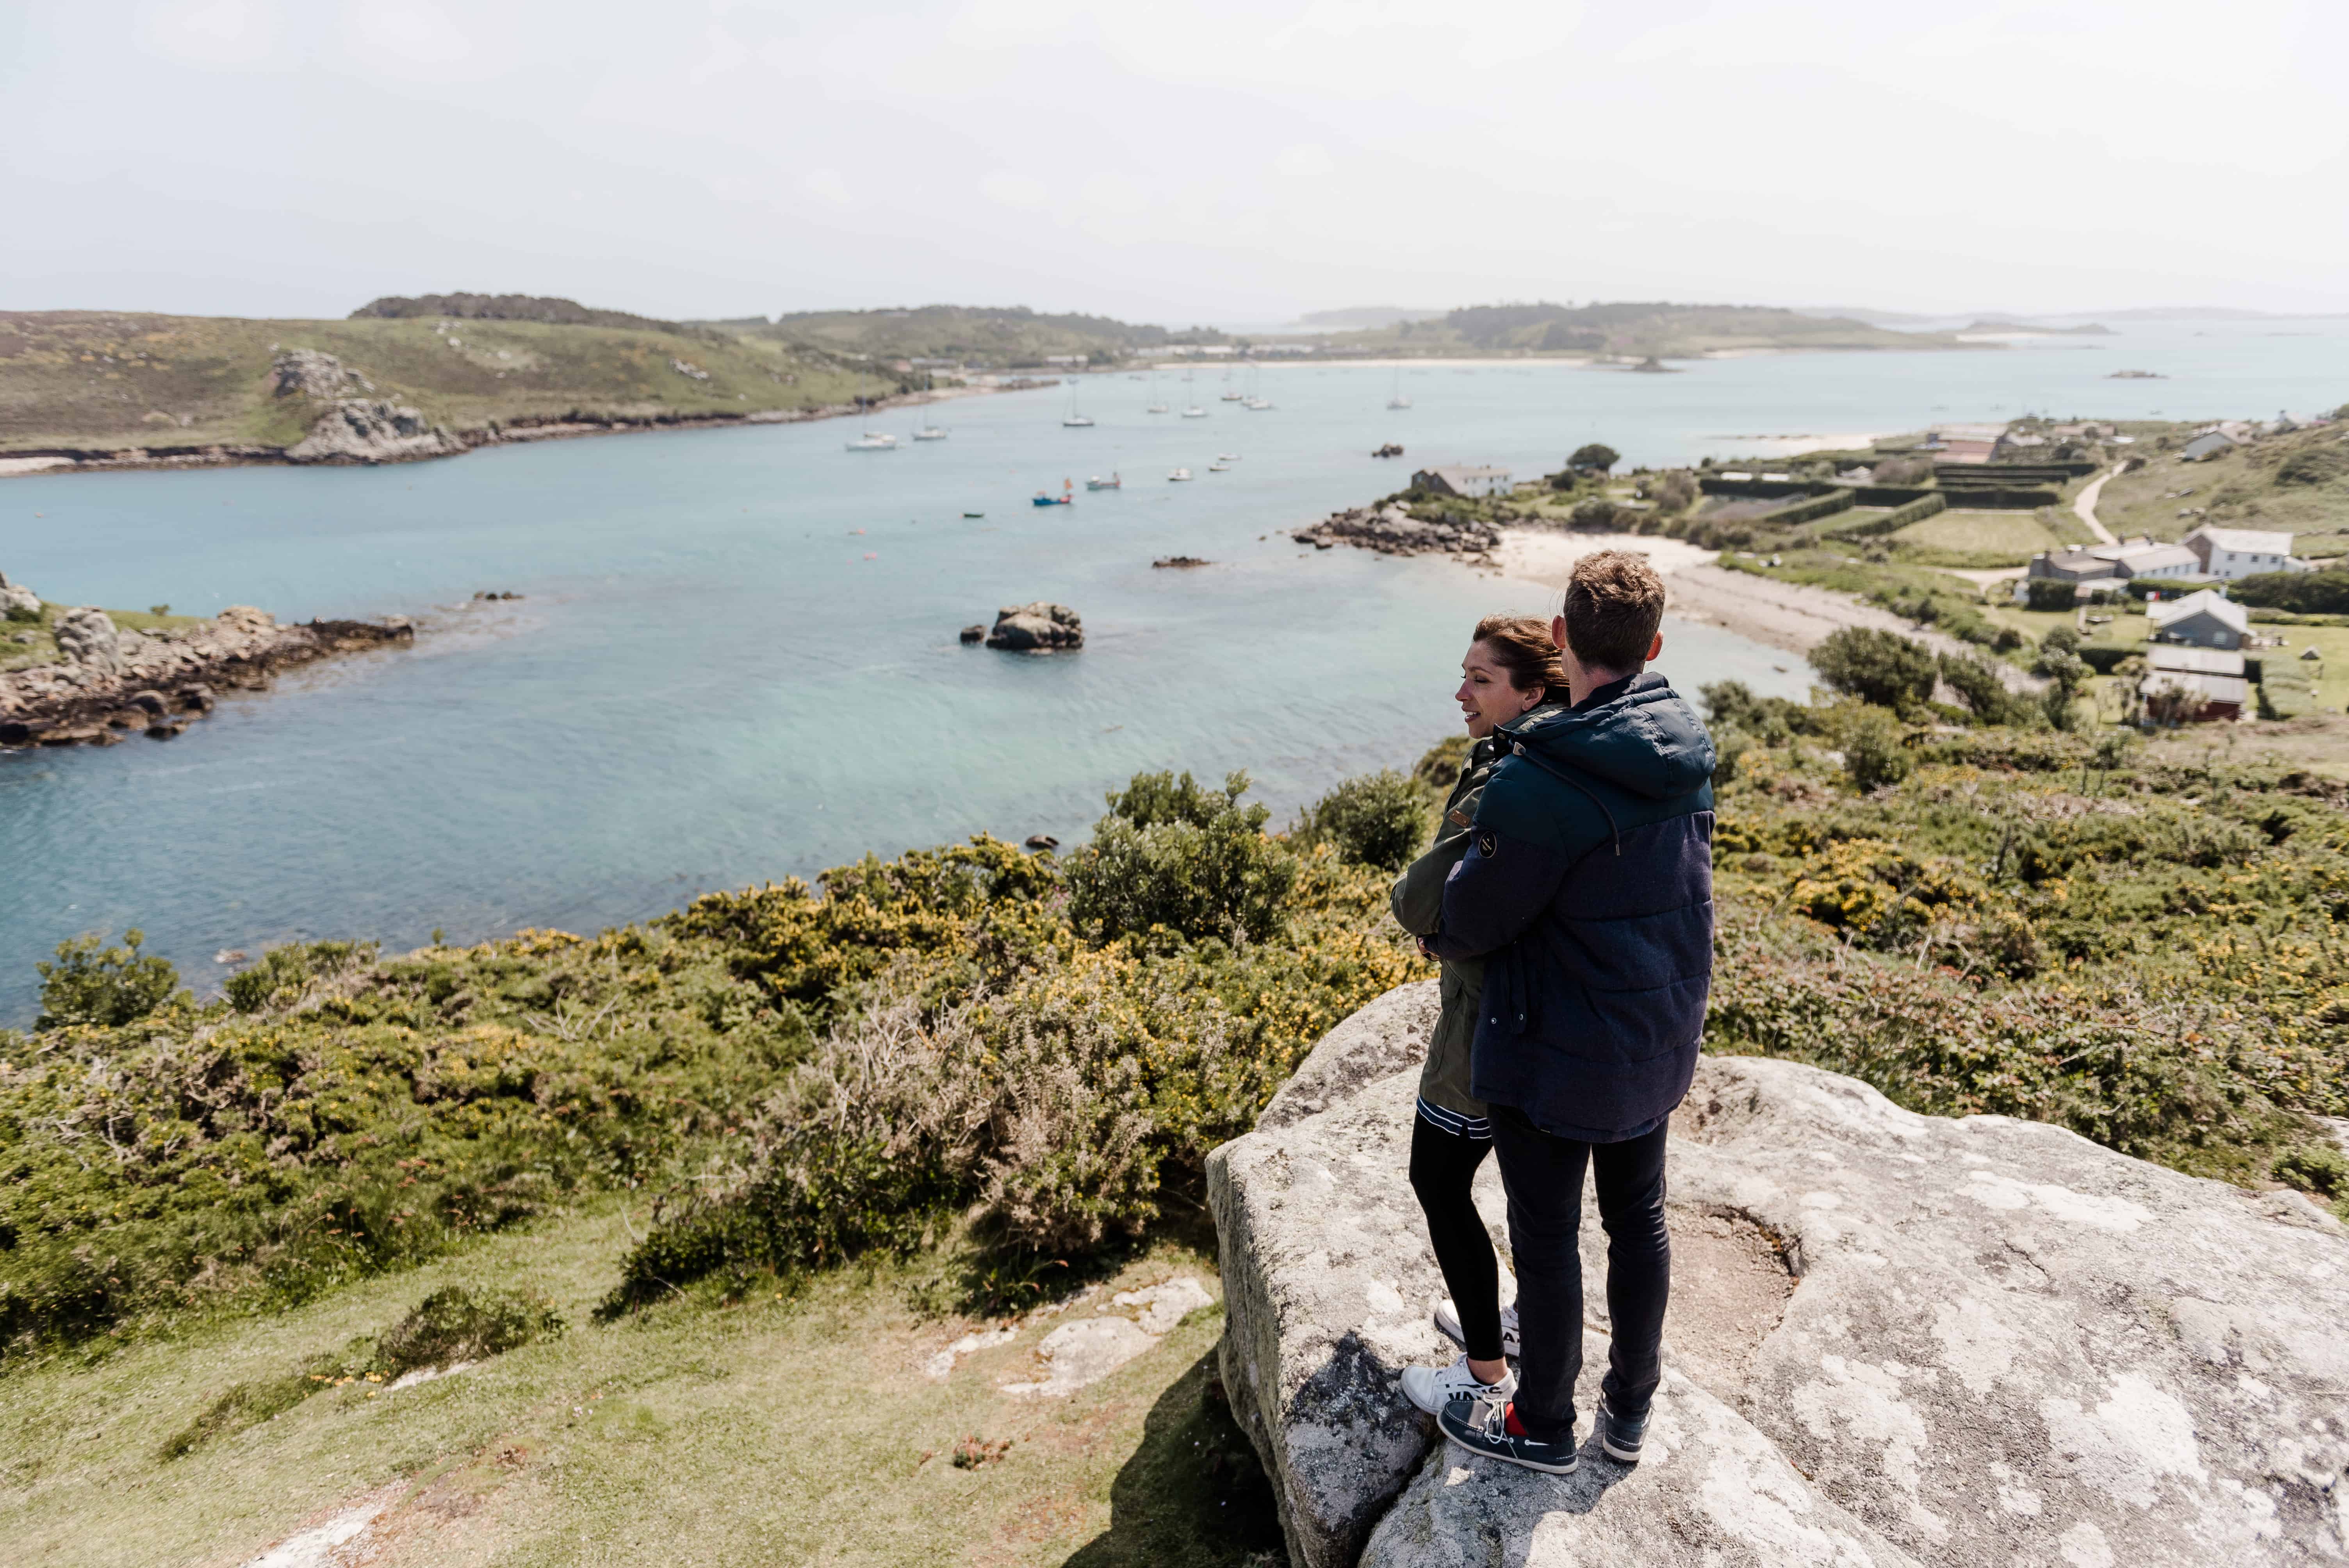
[1472, 613, 1567, 702]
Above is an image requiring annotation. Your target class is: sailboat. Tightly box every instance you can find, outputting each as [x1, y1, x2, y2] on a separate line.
[1144, 369, 1169, 415]
[1220, 367, 1243, 403]
[911, 418, 948, 441]
[1386, 365, 1411, 410]
[845, 431, 898, 451]
[1062, 378, 1094, 428]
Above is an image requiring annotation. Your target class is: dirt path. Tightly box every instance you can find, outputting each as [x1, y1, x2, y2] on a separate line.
[2071, 465, 2121, 545]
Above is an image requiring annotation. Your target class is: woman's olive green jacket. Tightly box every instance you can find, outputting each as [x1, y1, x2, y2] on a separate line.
[1389, 718, 1557, 1119]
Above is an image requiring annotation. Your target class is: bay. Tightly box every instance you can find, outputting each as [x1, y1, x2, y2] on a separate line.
[2, 320, 2341, 1020]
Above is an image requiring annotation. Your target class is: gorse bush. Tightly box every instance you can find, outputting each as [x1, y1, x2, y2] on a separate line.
[1064, 771, 1299, 944]
[1292, 769, 1431, 873]
[36, 928, 184, 1028]
[1811, 626, 1939, 712]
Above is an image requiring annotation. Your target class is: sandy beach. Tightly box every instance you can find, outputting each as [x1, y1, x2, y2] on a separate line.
[1490, 528, 2035, 688]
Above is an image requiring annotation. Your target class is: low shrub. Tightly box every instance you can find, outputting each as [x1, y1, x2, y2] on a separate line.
[1064, 772, 1299, 944]
[1291, 769, 1431, 872]
[1811, 626, 1938, 712]
[34, 929, 184, 1028]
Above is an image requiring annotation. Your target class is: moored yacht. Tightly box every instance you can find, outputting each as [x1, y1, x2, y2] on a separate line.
[845, 431, 898, 451]
[1168, 467, 1193, 481]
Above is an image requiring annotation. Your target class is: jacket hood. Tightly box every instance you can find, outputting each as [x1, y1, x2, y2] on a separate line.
[1498, 673, 1715, 800]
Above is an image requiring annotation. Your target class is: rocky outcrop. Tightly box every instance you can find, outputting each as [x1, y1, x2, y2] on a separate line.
[287, 401, 465, 465]
[1292, 503, 1499, 559]
[0, 606, 412, 748]
[271, 348, 374, 399]
[985, 602, 1084, 651]
[0, 569, 39, 620]
[1210, 984, 2349, 1568]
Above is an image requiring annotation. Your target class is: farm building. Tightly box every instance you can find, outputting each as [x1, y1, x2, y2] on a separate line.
[2149, 589, 2250, 651]
[1412, 465, 1513, 498]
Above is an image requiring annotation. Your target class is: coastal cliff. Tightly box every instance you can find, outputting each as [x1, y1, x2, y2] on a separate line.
[1211, 981, 2349, 1568]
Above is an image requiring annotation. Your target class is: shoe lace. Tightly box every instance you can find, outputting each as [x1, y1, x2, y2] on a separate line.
[1468, 1388, 1510, 1437]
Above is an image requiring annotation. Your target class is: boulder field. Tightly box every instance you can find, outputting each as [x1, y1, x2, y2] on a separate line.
[1208, 982, 2349, 1567]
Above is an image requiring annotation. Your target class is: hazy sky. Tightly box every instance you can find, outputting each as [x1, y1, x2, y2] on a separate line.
[6, 0, 2346, 324]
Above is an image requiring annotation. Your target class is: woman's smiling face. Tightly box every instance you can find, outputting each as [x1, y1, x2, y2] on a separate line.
[1456, 638, 1546, 738]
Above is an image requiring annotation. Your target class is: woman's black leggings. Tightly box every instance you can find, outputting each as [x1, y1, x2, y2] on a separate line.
[1408, 1112, 1502, 1361]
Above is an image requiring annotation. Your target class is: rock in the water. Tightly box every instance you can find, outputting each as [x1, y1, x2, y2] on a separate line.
[270, 348, 373, 399]
[985, 602, 1084, 651]
[1291, 503, 1499, 559]
[1152, 555, 1210, 568]
[1210, 984, 2349, 1568]
[287, 401, 465, 464]
[0, 570, 39, 620]
[959, 624, 986, 644]
[52, 607, 123, 674]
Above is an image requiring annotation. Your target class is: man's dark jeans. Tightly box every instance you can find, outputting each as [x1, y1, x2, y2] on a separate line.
[1490, 1107, 1670, 1443]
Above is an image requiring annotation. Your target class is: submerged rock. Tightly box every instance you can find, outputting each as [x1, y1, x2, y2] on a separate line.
[1210, 983, 2349, 1568]
[985, 602, 1083, 651]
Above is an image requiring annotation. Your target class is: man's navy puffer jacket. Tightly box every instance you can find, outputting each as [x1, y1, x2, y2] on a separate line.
[1429, 671, 1716, 1142]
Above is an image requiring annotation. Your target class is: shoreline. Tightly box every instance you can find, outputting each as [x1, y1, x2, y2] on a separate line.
[0, 381, 1010, 481]
[0, 605, 415, 748]
[1488, 528, 2034, 687]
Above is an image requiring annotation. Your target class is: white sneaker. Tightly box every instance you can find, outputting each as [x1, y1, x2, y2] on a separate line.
[1400, 1353, 1518, 1417]
[1434, 1299, 1520, 1358]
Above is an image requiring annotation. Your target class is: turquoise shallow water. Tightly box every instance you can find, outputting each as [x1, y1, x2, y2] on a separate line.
[2, 322, 2342, 1021]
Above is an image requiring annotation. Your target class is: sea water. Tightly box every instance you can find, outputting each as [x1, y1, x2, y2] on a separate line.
[2, 323, 2341, 1019]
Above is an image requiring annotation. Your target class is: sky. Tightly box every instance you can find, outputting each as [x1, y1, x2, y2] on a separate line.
[4, 0, 2347, 326]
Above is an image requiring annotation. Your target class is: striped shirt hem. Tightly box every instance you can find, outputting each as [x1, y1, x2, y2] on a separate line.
[1416, 1096, 1492, 1141]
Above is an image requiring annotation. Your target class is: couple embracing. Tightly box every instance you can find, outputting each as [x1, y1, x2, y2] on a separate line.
[1388, 549, 1716, 1474]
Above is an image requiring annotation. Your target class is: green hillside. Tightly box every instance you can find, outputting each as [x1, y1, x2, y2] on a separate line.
[1289, 300, 1970, 358]
[733, 304, 1218, 369]
[2096, 420, 2349, 555]
[0, 310, 897, 454]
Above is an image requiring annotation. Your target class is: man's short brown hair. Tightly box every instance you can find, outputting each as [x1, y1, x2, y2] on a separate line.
[1561, 550, 1666, 674]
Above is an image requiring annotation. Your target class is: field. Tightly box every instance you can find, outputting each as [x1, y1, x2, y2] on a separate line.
[0, 1204, 1269, 1568]
[1887, 505, 2091, 567]
[0, 313, 894, 454]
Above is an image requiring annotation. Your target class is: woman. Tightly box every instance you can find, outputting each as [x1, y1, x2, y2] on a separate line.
[1389, 614, 1565, 1416]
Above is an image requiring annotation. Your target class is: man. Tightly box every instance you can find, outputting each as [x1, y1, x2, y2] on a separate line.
[1424, 550, 1716, 1474]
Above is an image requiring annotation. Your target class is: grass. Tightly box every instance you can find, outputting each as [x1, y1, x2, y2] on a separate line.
[0, 312, 898, 454]
[1890, 507, 2090, 566]
[0, 1200, 1275, 1568]
[2094, 424, 2349, 554]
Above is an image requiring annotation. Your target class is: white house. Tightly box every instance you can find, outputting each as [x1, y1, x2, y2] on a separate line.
[2149, 589, 2250, 651]
[2182, 525, 2303, 580]
[1413, 465, 1513, 499]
